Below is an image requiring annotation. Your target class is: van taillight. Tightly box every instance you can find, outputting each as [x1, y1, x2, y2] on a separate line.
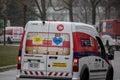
[73, 58, 78, 63]
[73, 58, 79, 72]
[18, 56, 21, 61]
[17, 56, 21, 69]
[17, 63, 21, 69]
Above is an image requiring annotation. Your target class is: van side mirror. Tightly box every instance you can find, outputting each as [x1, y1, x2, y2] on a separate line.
[107, 53, 114, 60]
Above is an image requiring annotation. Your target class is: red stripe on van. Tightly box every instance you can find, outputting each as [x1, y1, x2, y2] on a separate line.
[49, 72, 52, 76]
[59, 72, 63, 76]
[19, 30, 25, 50]
[65, 73, 69, 76]
[29, 71, 33, 75]
[54, 72, 58, 76]
[40, 72, 44, 75]
[24, 71, 28, 75]
[35, 71, 38, 75]
[72, 32, 98, 53]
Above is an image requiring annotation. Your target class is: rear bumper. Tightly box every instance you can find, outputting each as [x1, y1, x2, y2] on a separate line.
[16, 75, 72, 80]
[16, 70, 79, 80]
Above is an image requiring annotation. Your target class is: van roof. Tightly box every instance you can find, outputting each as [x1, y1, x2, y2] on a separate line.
[25, 21, 98, 37]
[26, 21, 94, 28]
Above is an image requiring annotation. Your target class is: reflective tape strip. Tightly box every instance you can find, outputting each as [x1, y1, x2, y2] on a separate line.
[24, 71, 28, 75]
[54, 72, 58, 76]
[29, 71, 33, 75]
[22, 71, 44, 76]
[48, 72, 52, 76]
[35, 71, 38, 75]
[59, 72, 63, 76]
[48, 72, 70, 76]
[65, 72, 69, 76]
[40, 72, 44, 75]
[22, 71, 70, 76]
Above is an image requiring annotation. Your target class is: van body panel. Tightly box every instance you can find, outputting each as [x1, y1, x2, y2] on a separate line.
[46, 22, 72, 77]
[17, 21, 113, 80]
[21, 21, 49, 77]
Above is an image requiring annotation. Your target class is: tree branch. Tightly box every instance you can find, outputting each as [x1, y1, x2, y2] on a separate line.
[50, 0, 67, 11]
[95, 0, 101, 7]
[35, 0, 42, 17]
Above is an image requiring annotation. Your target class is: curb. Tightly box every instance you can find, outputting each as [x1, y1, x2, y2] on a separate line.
[0, 65, 17, 72]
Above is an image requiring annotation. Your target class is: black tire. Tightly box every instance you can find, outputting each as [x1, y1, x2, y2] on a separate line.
[7, 38, 12, 44]
[80, 69, 89, 80]
[106, 67, 114, 80]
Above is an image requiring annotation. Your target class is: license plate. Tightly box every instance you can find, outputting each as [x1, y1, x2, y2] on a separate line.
[29, 62, 39, 68]
[52, 62, 66, 67]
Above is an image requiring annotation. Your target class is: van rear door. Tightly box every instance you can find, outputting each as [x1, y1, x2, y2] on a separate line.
[21, 22, 49, 77]
[46, 22, 72, 78]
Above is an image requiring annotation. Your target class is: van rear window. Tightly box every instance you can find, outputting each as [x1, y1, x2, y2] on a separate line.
[26, 32, 70, 55]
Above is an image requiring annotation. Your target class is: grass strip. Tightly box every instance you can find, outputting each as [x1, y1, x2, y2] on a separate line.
[0, 45, 19, 67]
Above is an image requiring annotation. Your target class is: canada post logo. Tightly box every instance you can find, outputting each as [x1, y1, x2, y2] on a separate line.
[57, 24, 64, 31]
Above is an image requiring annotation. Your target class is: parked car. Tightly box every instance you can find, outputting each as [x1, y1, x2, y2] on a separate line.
[0, 26, 23, 44]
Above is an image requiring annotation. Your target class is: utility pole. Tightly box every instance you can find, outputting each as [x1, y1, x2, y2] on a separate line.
[0, 14, 6, 46]
[0, 2, 7, 46]
[24, 0, 27, 27]
[3, 15, 6, 46]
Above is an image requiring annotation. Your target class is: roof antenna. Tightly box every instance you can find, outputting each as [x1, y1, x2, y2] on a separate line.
[43, 21, 45, 25]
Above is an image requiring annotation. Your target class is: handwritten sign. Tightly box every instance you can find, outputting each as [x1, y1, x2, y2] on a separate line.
[32, 35, 43, 44]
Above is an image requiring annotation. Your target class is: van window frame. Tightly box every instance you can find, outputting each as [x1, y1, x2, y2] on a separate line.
[25, 32, 70, 55]
[96, 36, 107, 59]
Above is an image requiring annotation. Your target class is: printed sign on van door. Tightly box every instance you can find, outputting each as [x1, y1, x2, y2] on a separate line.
[32, 35, 43, 45]
[52, 33, 63, 46]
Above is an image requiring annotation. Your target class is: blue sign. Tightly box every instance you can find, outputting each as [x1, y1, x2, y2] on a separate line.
[53, 37, 63, 45]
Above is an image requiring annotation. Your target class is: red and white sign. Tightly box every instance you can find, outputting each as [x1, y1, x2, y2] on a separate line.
[57, 24, 64, 31]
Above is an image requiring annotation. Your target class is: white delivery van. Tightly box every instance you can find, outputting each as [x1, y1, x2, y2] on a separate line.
[0, 26, 23, 43]
[16, 21, 113, 80]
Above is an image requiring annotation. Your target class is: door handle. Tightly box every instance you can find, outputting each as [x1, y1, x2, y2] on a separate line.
[95, 59, 101, 62]
[49, 56, 58, 59]
[98, 59, 101, 62]
[95, 59, 98, 62]
[65, 57, 69, 60]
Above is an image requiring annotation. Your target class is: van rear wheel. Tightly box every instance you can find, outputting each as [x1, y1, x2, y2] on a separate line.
[80, 69, 89, 80]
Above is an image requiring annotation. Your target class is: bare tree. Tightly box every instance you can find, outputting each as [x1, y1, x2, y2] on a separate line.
[0, 0, 6, 14]
[99, 0, 120, 20]
[109, 0, 120, 19]
[50, 0, 75, 22]
[35, 0, 47, 21]
[103, 0, 111, 19]
[76, 0, 91, 23]
[90, 0, 101, 25]
[63, 0, 74, 22]
[0, 0, 7, 26]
